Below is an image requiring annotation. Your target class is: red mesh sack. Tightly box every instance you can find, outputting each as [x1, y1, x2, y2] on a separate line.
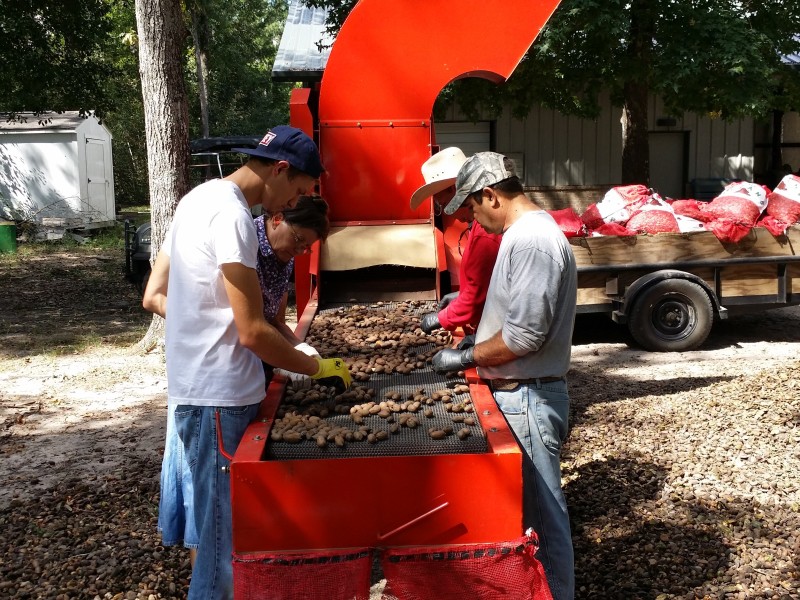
[580, 184, 650, 229]
[380, 532, 553, 600]
[547, 208, 584, 238]
[233, 548, 372, 600]
[758, 214, 789, 237]
[612, 183, 651, 204]
[580, 203, 604, 230]
[765, 174, 800, 225]
[670, 199, 711, 222]
[704, 181, 767, 226]
[626, 208, 679, 234]
[591, 222, 636, 236]
[706, 219, 753, 244]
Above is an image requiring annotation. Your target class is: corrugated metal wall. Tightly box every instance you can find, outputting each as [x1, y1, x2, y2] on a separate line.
[438, 93, 755, 195]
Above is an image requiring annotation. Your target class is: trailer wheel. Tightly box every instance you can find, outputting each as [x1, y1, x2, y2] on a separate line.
[628, 279, 713, 351]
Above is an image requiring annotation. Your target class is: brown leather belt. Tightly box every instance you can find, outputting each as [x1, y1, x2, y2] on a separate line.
[488, 377, 564, 391]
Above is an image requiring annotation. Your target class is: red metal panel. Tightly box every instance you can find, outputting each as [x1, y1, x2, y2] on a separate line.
[318, 125, 433, 222]
[232, 386, 521, 553]
[289, 88, 316, 141]
[293, 253, 312, 318]
[319, 0, 560, 121]
[290, 87, 319, 316]
[317, 0, 561, 222]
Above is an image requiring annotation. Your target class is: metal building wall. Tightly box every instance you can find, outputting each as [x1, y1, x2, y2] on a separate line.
[438, 92, 755, 208]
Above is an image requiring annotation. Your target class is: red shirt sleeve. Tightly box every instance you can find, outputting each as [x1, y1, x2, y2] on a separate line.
[438, 222, 501, 332]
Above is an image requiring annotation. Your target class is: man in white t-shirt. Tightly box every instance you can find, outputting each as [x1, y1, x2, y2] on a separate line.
[143, 126, 350, 600]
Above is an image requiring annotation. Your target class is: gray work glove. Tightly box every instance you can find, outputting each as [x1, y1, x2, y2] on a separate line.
[456, 334, 476, 350]
[431, 346, 476, 374]
[438, 291, 459, 310]
[420, 312, 441, 334]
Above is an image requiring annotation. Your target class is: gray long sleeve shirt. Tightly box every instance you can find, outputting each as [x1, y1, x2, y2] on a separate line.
[475, 210, 577, 380]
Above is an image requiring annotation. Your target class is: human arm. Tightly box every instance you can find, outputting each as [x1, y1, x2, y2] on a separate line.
[437, 227, 500, 331]
[221, 262, 319, 374]
[142, 250, 170, 318]
[419, 292, 458, 332]
[221, 262, 349, 388]
[438, 291, 459, 310]
[271, 292, 303, 347]
[271, 293, 320, 388]
[431, 331, 518, 373]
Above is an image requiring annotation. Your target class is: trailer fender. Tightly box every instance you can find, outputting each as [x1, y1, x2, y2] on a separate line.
[612, 270, 723, 324]
[613, 270, 724, 352]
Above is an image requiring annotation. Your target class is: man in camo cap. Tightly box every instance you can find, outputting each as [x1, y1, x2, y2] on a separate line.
[434, 151, 578, 600]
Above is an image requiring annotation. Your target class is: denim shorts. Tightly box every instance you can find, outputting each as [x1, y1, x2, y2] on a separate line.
[493, 379, 574, 600]
[158, 404, 199, 548]
[175, 402, 261, 600]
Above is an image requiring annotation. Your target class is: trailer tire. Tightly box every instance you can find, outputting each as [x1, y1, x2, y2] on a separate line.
[628, 279, 713, 351]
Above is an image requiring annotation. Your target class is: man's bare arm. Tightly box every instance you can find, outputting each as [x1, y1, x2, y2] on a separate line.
[472, 330, 520, 367]
[220, 262, 318, 375]
[142, 250, 169, 318]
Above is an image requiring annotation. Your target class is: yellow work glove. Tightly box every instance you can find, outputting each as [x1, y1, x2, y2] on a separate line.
[311, 356, 352, 392]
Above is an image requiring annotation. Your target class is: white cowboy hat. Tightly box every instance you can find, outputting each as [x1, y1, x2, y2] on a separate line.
[409, 147, 469, 209]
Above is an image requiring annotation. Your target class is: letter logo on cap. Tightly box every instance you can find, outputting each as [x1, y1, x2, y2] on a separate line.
[259, 131, 277, 147]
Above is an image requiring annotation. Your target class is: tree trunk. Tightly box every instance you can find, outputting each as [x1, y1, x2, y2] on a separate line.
[620, 0, 653, 186]
[620, 81, 650, 185]
[134, 0, 191, 352]
[188, 0, 211, 138]
[769, 109, 785, 188]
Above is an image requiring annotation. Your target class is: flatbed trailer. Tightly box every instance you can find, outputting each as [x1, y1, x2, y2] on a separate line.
[569, 225, 800, 351]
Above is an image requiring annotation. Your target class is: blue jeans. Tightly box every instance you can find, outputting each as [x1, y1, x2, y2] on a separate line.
[493, 380, 574, 600]
[175, 402, 261, 600]
[158, 404, 199, 548]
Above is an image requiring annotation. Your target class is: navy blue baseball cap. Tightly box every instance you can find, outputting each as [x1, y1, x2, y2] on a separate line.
[233, 125, 324, 178]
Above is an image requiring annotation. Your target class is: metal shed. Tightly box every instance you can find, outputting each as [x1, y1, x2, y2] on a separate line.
[0, 111, 116, 229]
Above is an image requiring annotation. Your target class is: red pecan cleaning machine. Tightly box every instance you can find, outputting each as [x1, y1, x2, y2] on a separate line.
[231, 0, 561, 595]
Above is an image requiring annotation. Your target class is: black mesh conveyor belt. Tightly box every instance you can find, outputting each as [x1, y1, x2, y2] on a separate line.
[266, 301, 488, 460]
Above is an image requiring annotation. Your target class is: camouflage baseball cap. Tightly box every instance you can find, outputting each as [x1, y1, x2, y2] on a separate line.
[444, 152, 517, 215]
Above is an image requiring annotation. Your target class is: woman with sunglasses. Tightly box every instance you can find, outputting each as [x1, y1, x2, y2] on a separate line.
[253, 195, 331, 387]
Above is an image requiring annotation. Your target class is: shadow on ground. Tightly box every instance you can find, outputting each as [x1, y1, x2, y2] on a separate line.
[0, 249, 150, 357]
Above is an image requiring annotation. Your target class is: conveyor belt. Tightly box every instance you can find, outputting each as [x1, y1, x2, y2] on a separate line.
[266, 301, 488, 459]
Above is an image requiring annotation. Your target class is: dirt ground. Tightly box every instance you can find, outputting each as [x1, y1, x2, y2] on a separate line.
[1, 247, 799, 599]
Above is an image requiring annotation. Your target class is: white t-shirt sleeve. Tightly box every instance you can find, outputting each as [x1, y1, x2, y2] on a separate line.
[161, 221, 173, 257]
[210, 208, 258, 269]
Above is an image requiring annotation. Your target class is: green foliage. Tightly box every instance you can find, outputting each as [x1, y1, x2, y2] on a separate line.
[1, 0, 295, 209]
[101, 0, 149, 208]
[0, 0, 113, 112]
[185, 0, 293, 137]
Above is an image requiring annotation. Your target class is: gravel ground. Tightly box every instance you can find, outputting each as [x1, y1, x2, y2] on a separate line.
[566, 312, 800, 599]
[1, 250, 799, 599]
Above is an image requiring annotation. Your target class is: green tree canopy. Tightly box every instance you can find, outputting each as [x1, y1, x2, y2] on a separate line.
[188, 0, 290, 138]
[0, 0, 113, 112]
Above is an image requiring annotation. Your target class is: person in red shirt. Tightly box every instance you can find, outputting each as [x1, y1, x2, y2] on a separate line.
[410, 147, 501, 339]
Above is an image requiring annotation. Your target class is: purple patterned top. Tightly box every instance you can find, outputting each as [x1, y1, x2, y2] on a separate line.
[254, 215, 294, 322]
